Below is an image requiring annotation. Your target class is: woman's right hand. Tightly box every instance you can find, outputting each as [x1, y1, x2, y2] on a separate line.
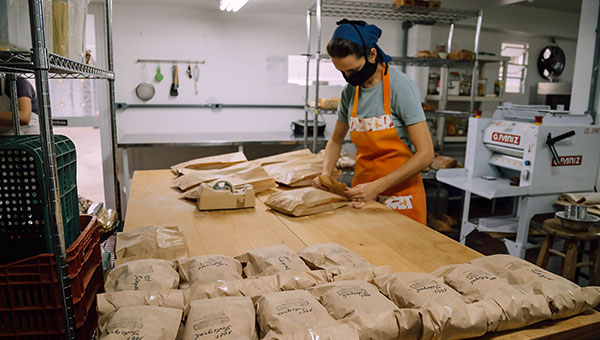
[312, 175, 329, 191]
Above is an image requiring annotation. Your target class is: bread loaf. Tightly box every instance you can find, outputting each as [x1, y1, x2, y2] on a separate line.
[322, 97, 339, 110]
[413, 50, 440, 59]
[431, 155, 457, 170]
[392, 0, 415, 8]
[422, 102, 436, 112]
[447, 49, 475, 61]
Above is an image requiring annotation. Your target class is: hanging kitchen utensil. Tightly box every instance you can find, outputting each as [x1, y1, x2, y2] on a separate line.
[193, 64, 200, 95]
[155, 65, 164, 82]
[136, 63, 155, 101]
[170, 65, 179, 97]
[187, 65, 192, 79]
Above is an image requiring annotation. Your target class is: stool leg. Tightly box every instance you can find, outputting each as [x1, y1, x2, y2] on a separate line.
[562, 240, 578, 282]
[536, 234, 555, 268]
[590, 241, 599, 286]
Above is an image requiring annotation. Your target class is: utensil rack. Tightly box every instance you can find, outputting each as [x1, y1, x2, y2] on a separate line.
[304, 0, 483, 152]
[0, 1, 118, 339]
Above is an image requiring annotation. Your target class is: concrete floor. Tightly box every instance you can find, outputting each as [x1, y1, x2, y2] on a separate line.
[54, 127, 105, 204]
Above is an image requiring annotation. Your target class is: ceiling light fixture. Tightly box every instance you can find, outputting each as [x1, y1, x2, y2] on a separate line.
[219, 0, 250, 12]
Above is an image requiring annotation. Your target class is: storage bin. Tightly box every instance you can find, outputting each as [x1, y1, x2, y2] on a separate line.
[0, 215, 102, 338]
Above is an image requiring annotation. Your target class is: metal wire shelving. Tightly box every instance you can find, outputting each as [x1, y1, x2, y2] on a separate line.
[304, 0, 483, 152]
[0, 1, 119, 339]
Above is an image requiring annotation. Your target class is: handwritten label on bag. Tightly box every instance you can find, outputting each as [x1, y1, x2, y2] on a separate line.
[409, 279, 447, 294]
[276, 298, 313, 316]
[193, 312, 233, 339]
[336, 286, 371, 299]
[465, 270, 497, 285]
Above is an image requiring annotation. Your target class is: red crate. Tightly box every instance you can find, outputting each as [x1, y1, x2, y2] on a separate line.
[0, 215, 103, 338]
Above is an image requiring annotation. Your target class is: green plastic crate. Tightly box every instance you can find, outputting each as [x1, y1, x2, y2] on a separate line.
[0, 135, 80, 264]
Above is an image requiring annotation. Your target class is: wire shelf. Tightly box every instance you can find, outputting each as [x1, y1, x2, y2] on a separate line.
[316, 54, 473, 68]
[310, 1, 479, 24]
[0, 51, 115, 79]
[389, 57, 473, 68]
[305, 106, 339, 115]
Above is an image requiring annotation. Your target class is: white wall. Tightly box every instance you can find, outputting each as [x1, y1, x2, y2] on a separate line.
[572, 0, 600, 118]
[112, 3, 404, 137]
[430, 25, 578, 114]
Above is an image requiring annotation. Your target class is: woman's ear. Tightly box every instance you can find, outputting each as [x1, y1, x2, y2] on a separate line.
[368, 48, 377, 63]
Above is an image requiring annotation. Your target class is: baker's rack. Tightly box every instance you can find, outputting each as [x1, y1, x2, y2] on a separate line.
[304, 0, 483, 151]
[0, 0, 119, 339]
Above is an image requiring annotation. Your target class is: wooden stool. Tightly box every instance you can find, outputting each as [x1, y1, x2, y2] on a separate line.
[536, 218, 600, 285]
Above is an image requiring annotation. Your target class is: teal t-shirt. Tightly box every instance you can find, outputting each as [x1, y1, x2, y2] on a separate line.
[337, 66, 425, 148]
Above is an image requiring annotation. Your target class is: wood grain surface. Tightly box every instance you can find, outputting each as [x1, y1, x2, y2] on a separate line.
[124, 170, 600, 339]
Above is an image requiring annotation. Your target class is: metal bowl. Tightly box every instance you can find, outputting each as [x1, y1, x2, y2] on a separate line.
[555, 211, 599, 231]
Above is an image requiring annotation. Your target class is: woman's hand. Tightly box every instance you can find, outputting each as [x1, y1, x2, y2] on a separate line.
[344, 180, 382, 207]
[312, 176, 328, 191]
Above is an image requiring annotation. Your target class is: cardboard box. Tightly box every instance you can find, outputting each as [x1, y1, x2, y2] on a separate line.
[196, 183, 255, 211]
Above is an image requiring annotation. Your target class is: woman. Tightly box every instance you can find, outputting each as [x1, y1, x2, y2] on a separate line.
[0, 76, 39, 135]
[313, 19, 433, 224]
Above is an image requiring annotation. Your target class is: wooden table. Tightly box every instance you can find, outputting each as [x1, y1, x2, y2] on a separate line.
[124, 170, 600, 340]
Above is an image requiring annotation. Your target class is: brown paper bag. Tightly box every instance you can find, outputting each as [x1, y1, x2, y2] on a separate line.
[235, 245, 310, 277]
[105, 259, 180, 292]
[432, 263, 551, 331]
[332, 266, 393, 283]
[309, 280, 422, 340]
[298, 243, 373, 274]
[265, 187, 348, 217]
[97, 289, 185, 317]
[171, 152, 248, 174]
[182, 297, 258, 340]
[264, 155, 324, 187]
[177, 255, 243, 287]
[173, 162, 256, 191]
[469, 254, 600, 319]
[181, 166, 276, 199]
[264, 324, 360, 340]
[185, 275, 280, 303]
[255, 290, 339, 339]
[116, 225, 188, 264]
[251, 149, 313, 167]
[276, 270, 330, 291]
[317, 175, 349, 197]
[374, 272, 488, 340]
[98, 305, 182, 340]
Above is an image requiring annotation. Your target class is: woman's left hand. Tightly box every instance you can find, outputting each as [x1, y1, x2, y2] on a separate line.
[344, 181, 382, 204]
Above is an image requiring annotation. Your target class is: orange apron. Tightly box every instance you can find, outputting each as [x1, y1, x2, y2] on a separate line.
[349, 64, 427, 224]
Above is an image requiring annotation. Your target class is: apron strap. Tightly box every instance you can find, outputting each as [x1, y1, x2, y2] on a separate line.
[382, 63, 391, 116]
[350, 62, 391, 119]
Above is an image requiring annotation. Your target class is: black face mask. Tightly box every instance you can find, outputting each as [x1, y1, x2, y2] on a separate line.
[342, 57, 377, 86]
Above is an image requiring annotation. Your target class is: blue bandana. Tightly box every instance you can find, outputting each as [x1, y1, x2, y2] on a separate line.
[331, 19, 392, 63]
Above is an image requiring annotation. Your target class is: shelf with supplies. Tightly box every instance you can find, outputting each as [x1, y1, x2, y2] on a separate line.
[309, 0, 479, 24]
[426, 95, 507, 102]
[305, 0, 483, 152]
[304, 106, 338, 115]
[0, 51, 115, 79]
[317, 54, 473, 68]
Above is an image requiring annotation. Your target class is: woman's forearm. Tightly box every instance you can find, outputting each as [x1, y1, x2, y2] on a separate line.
[374, 150, 432, 193]
[322, 138, 343, 176]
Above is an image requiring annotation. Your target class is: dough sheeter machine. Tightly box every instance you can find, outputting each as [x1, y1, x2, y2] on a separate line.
[437, 103, 600, 258]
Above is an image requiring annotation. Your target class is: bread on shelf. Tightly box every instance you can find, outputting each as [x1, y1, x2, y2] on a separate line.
[413, 50, 440, 59]
[447, 49, 475, 61]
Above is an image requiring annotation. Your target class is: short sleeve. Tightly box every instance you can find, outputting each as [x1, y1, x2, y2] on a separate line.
[337, 85, 353, 123]
[16, 79, 35, 99]
[4, 78, 35, 99]
[393, 75, 426, 126]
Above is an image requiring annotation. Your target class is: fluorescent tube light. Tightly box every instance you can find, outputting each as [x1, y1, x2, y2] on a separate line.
[219, 0, 250, 12]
